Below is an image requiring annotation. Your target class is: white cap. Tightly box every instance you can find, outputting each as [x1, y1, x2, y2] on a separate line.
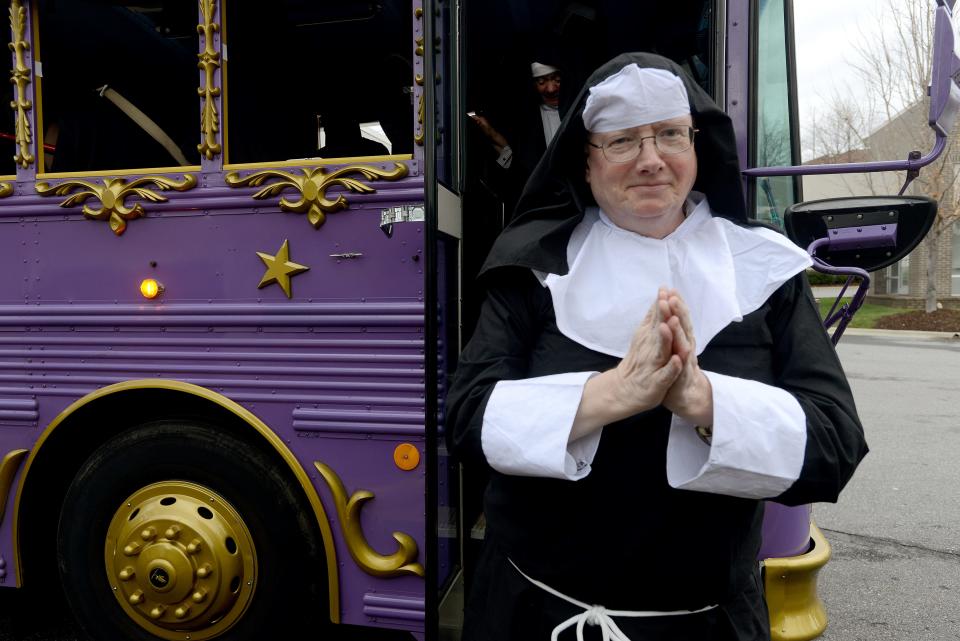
[531, 62, 559, 78]
[582, 64, 690, 133]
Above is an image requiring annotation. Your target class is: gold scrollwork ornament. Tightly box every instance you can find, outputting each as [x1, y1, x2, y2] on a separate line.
[314, 462, 424, 578]
[225, 163, 409, 229]
[8, 0, 33, 169]
[414, 31, 425, 146]
[197, 0, 221, 160]
[0, 450, 28, 527]
[35, 175, 198, 235]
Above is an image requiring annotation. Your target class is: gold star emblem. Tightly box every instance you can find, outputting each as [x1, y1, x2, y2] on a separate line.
[256, 239, 309, 298]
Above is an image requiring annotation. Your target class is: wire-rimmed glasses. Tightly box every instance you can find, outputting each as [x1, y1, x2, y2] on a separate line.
[587, 126, 698, 163]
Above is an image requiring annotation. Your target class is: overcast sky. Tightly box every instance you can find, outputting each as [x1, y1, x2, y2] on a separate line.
[792, 0, 891, 132]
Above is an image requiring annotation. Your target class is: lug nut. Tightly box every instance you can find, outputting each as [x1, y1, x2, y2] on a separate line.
[140, 526, 157, 541]
[164, 525, 181, 539]
[191, 588, 208, 603]
[149, 605, 166, 619]
[174, 604, 191, 619]
[118, 566, 135, 581]
[196, 563, 213, 579]
[128, 589, 144, 605]
[186, 539, 202, 554]
[123, 542, 142, 556]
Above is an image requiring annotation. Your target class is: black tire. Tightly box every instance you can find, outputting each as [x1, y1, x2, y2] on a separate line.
[57, 420, 326, 641]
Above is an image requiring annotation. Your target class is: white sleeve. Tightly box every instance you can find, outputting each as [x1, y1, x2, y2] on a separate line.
[496, 145, 514, 168]
[666, 370, 807, 498]
[481, 371, 602, 480]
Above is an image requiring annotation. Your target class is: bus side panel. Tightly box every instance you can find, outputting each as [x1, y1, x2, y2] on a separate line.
[0, 188, 428, 632]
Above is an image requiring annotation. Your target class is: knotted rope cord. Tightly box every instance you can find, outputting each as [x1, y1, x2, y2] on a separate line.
[508, 559, 718, 641]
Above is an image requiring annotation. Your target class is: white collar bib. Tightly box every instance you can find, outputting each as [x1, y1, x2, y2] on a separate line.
[541, 194, 812, 357]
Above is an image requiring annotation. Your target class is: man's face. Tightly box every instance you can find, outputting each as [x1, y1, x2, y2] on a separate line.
[585, 116, 697, 237]
[535, 72, 561, 107]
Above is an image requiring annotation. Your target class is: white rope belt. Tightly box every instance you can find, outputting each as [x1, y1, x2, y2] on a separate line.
[509, 559, 718, 641]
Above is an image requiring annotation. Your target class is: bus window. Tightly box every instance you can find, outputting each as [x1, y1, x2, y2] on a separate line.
[754, 0, 802, 227]
[223, 1, 413, 165]
[36, 0, 199, 173]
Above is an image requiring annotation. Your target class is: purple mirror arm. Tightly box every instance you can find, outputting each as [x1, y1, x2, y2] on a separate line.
[806, 237, 871, 345]
[743, 135, 947, 178]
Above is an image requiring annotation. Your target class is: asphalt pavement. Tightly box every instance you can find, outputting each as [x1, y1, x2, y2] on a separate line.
[817, 331, 960, 640]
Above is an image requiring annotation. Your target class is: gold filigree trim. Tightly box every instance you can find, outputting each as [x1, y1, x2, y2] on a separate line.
[0, 450, 28, 527]
[9, 0, 33, 168]
[415, 93, 426, 146]
[224, 162, 409, 229]
[0, 182, 12, 197]
[197, 0, 221, 160]
[414, 30, 425, 146]
[313, 462, 424, 578]
[35, 174, 198, 235]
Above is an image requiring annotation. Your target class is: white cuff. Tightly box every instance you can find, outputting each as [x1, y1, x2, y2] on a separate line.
[666, 371, 807, 498]
[482, 372, 602, 480]
[496, 145, 513, 168]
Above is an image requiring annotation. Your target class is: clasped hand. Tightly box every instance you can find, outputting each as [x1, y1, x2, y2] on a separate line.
[614, 287, 712, 425]
[571, 288, 713, 441]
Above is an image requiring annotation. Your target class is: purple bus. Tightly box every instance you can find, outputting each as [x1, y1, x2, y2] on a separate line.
[0, 1, 955, 641]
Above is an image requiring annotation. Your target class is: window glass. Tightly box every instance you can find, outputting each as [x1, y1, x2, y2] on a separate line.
[888, 257, 910, 295]
[754, 0, 798, 227]
[37, 0, 199, 173]
[224, 1, 413, 165]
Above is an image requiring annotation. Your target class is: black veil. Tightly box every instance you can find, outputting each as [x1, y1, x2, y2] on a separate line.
[480, 52, 748, 278]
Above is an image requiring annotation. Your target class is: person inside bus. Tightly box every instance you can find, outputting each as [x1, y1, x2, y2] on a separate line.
[447, 52, 867, 641]
[470, 60, 564, 217]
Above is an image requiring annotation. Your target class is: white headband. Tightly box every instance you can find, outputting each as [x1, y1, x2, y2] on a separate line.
[582, 64, 690, 133]
[531, 62, 559, 78]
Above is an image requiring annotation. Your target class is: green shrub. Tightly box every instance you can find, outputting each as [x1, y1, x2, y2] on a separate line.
[806, 270, 855, 286]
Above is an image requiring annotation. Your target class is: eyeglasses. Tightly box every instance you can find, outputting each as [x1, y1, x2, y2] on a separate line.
[587, 126, 698, 163]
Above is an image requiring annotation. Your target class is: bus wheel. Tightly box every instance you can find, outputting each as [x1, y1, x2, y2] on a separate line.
[57, 421, 324, 641]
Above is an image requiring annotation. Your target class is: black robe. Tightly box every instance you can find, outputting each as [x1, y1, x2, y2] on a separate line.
[446, 267, 865, 640]
[446, 53, 867, 640]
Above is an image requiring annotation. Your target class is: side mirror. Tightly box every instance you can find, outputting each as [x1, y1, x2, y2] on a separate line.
[784, 196, 938, 272]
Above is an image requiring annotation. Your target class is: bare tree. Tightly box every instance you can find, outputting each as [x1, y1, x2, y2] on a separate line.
[804, 0, 959, 311]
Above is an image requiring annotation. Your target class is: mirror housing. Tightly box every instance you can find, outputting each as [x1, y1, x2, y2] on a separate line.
[784, 196, 938, 272]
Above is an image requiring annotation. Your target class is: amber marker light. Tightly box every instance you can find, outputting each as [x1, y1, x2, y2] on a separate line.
[139, 278, 163, 299]
[393, 443, 421, 471]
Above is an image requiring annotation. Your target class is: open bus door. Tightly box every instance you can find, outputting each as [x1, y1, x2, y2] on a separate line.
[437, 1, 960, 640]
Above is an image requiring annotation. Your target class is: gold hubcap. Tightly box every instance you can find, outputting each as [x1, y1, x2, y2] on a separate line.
[104, 482, 257, 640]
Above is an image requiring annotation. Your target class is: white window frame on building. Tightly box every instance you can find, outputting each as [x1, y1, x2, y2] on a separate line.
[889, 257, 910, 295]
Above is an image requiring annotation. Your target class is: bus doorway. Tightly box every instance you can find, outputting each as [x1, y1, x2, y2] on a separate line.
[452, 0, 719, 607]
[459, 0, 718, 340]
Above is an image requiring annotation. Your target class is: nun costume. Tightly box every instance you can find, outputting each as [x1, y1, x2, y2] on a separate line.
[446, 53, 867, 641]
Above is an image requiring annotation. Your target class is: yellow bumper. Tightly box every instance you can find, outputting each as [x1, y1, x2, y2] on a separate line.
[763, 522, 832, 641]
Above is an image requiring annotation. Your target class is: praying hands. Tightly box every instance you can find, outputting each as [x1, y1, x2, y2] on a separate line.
[570, 287, 713, 441]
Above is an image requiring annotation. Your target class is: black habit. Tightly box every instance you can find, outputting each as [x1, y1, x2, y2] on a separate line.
[446, 53, 867, 641]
